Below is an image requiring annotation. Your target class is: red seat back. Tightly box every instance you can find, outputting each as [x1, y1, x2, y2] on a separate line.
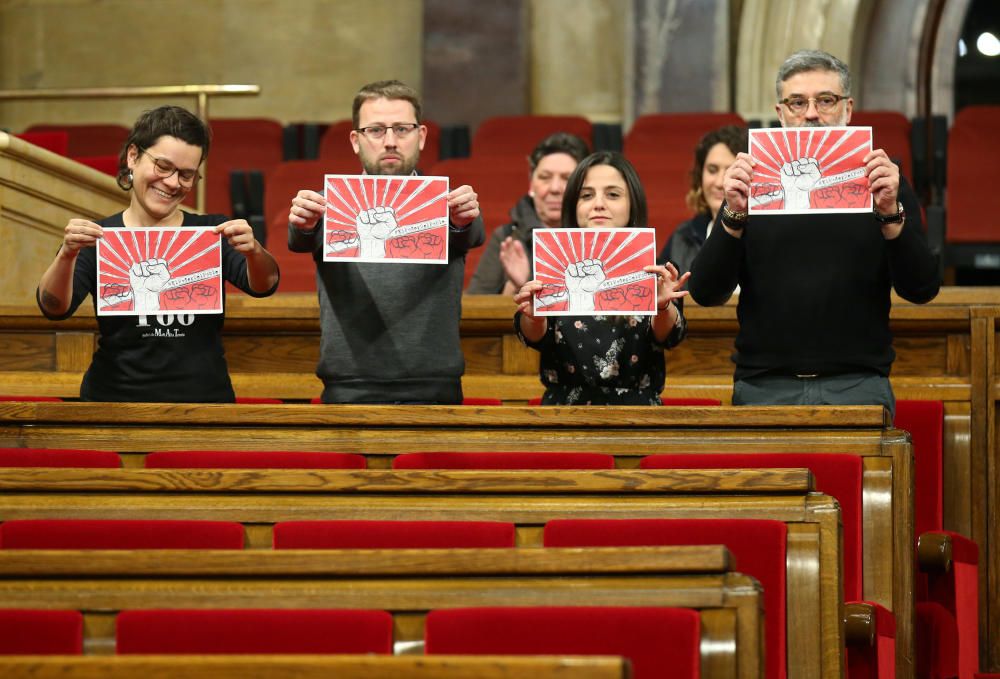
[392, 452, 615, 470]
[15, 131, 70, 156]
[116, 609, 393, 654]
[947, 106, 1000, 243]
[0, 447, 120, 468]
[641, 452, 864, 601]
[471, 116, 592, 159]
[273, 520, 516, 549]
[850, 110, 912, 181]
[425, 606, 700, 679]
[24, 123, 129, 157]
[0, 609, 83, 655]
[893, 400, 943, 536]
[0, 519, 245, 549]
[545, 518, 787, 679]
[144, 450, 366, 469]
[205, 118, 286, 216]
[623, 113, 746, 159]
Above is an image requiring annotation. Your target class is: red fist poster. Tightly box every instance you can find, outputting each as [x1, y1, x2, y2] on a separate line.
[748, 126, 873, 214]
[532, 228, 658, 317]
[323, 174, 450, 263]
[96, 227, 222, 316]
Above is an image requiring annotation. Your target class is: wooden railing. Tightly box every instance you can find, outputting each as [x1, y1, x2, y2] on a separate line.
[0, 84, 260, 212]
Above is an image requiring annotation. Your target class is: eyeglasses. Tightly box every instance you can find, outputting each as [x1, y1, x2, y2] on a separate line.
[139, 149, 201, 186]
[779, 93, 848, 115]
[354, 123, 421, 141]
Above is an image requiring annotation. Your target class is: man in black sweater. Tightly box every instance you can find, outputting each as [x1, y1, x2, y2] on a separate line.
[688, 50, 939, 418]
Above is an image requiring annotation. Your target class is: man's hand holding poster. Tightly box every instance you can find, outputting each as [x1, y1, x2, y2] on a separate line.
[532, 228, 658, 316]
[748, 126, 873, 214]
[324, 174, 450, 263]
[96, 228, 222, 316]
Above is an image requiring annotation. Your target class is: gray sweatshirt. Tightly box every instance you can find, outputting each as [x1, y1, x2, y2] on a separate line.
[288, 217, 485, 403]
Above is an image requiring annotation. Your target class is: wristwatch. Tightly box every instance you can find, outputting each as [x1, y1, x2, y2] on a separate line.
[721, 205, 748, 230]
[873, 201, 905, 224]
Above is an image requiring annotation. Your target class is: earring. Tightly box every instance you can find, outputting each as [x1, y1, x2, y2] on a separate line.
[529, 190, 536, 198]
[128, 170, 133, 183]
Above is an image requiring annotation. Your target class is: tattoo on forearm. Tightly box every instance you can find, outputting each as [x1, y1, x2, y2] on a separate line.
[40, 290, 62, 311]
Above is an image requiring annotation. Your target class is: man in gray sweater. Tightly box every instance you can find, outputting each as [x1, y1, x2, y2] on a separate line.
[287, 80, 485, 403]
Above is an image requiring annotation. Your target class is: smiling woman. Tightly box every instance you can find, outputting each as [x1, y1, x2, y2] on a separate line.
[34, 105, 281, 403]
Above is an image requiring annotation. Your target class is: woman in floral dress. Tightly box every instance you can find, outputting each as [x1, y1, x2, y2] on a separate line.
[513, 151, 689, 405]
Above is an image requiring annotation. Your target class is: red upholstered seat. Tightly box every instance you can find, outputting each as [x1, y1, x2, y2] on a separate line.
[624, 112, 746, 159]
[660, 397, 722, 406]
[14, 131, 70, 156]
[896, 400, 980, 679]
[0, 519, 244, 549]
[946, 106, 1000, 243]
[528, 396, 721, 406]
[0, 447, 120, 468]
[234, 396, 284, 404]
[392, 452, 615, 470]
[641, 452, 888, 679]
[116, 609, 393, 654]
[73, 154, 119, 176]
[846, 603, 896, 679]
[544, 518, 787, 679]
[144, 450, 365, 469]
[850, 111, 912, 181]
[205, 118, 285, 216]
[273, 520, 516, 549]
[461, 397, 503, 406]
[0, 395, 63, 401]
[0, 609, 83, 655]
[470, 115, 592, 160]
[23, 123, 129, 157]
[425, 606, 700, 679]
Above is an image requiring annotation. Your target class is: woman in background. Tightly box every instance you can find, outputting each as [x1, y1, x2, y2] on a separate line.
[466, 132, 589, 294]
[658, 125, 747, 278]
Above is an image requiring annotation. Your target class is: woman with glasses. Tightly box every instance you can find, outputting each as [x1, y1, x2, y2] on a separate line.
[36, 105, 279, 402]
[513, 151, 689, 405]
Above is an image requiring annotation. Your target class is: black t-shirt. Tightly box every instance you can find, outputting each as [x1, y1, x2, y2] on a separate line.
[40, 211, 278, 402]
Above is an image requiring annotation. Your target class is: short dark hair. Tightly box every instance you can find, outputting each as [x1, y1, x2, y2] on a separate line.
[561, 151, 647, 230]
[528, 132, 590, 173]
[117, 105, 210, 191]
[351, 80, 422, 128]
[687, 125, 747, 214]
[776, 49, 852, 100]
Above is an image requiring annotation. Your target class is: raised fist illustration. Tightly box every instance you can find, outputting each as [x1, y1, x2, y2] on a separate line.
[779, 157, 821, 210]
[128, 258, 171, 314]
[355, 206, 399, 258]
[564, 259, 606, 312]
[327, 229, 359, 254]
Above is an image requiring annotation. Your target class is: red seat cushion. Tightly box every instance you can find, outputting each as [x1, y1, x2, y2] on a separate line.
[392, 452, 615, 470]
[0, 609, 83, 654]
[144, 450, 366, 469]
[425, 606, 700, 679]
[0, 447, 120, 468]
[544, 518, 786, 679]
[273, 520, 515, 549]
[116, 609, 393, 654]
[641, 452, 864, 601]
[0, 519, 244, 549]
[894, 400, 944, 536]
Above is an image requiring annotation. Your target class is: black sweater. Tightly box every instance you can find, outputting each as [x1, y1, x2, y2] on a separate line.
[688, 179, 939, 378]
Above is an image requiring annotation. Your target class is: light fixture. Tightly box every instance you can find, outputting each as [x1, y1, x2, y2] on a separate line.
[976, 31, 1000, 57]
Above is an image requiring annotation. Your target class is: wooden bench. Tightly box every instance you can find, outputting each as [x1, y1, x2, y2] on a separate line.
[0, 655, 631, 679]
[0, 466, 834, 678]
[0, 546, 758, 679]
[0, 401, 909, 676]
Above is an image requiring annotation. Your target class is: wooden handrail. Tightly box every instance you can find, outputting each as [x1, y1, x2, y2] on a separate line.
[0, 84, 260, 212]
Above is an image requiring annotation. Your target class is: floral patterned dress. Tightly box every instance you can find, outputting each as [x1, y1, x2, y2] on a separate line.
[514, 310, 687, 405]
